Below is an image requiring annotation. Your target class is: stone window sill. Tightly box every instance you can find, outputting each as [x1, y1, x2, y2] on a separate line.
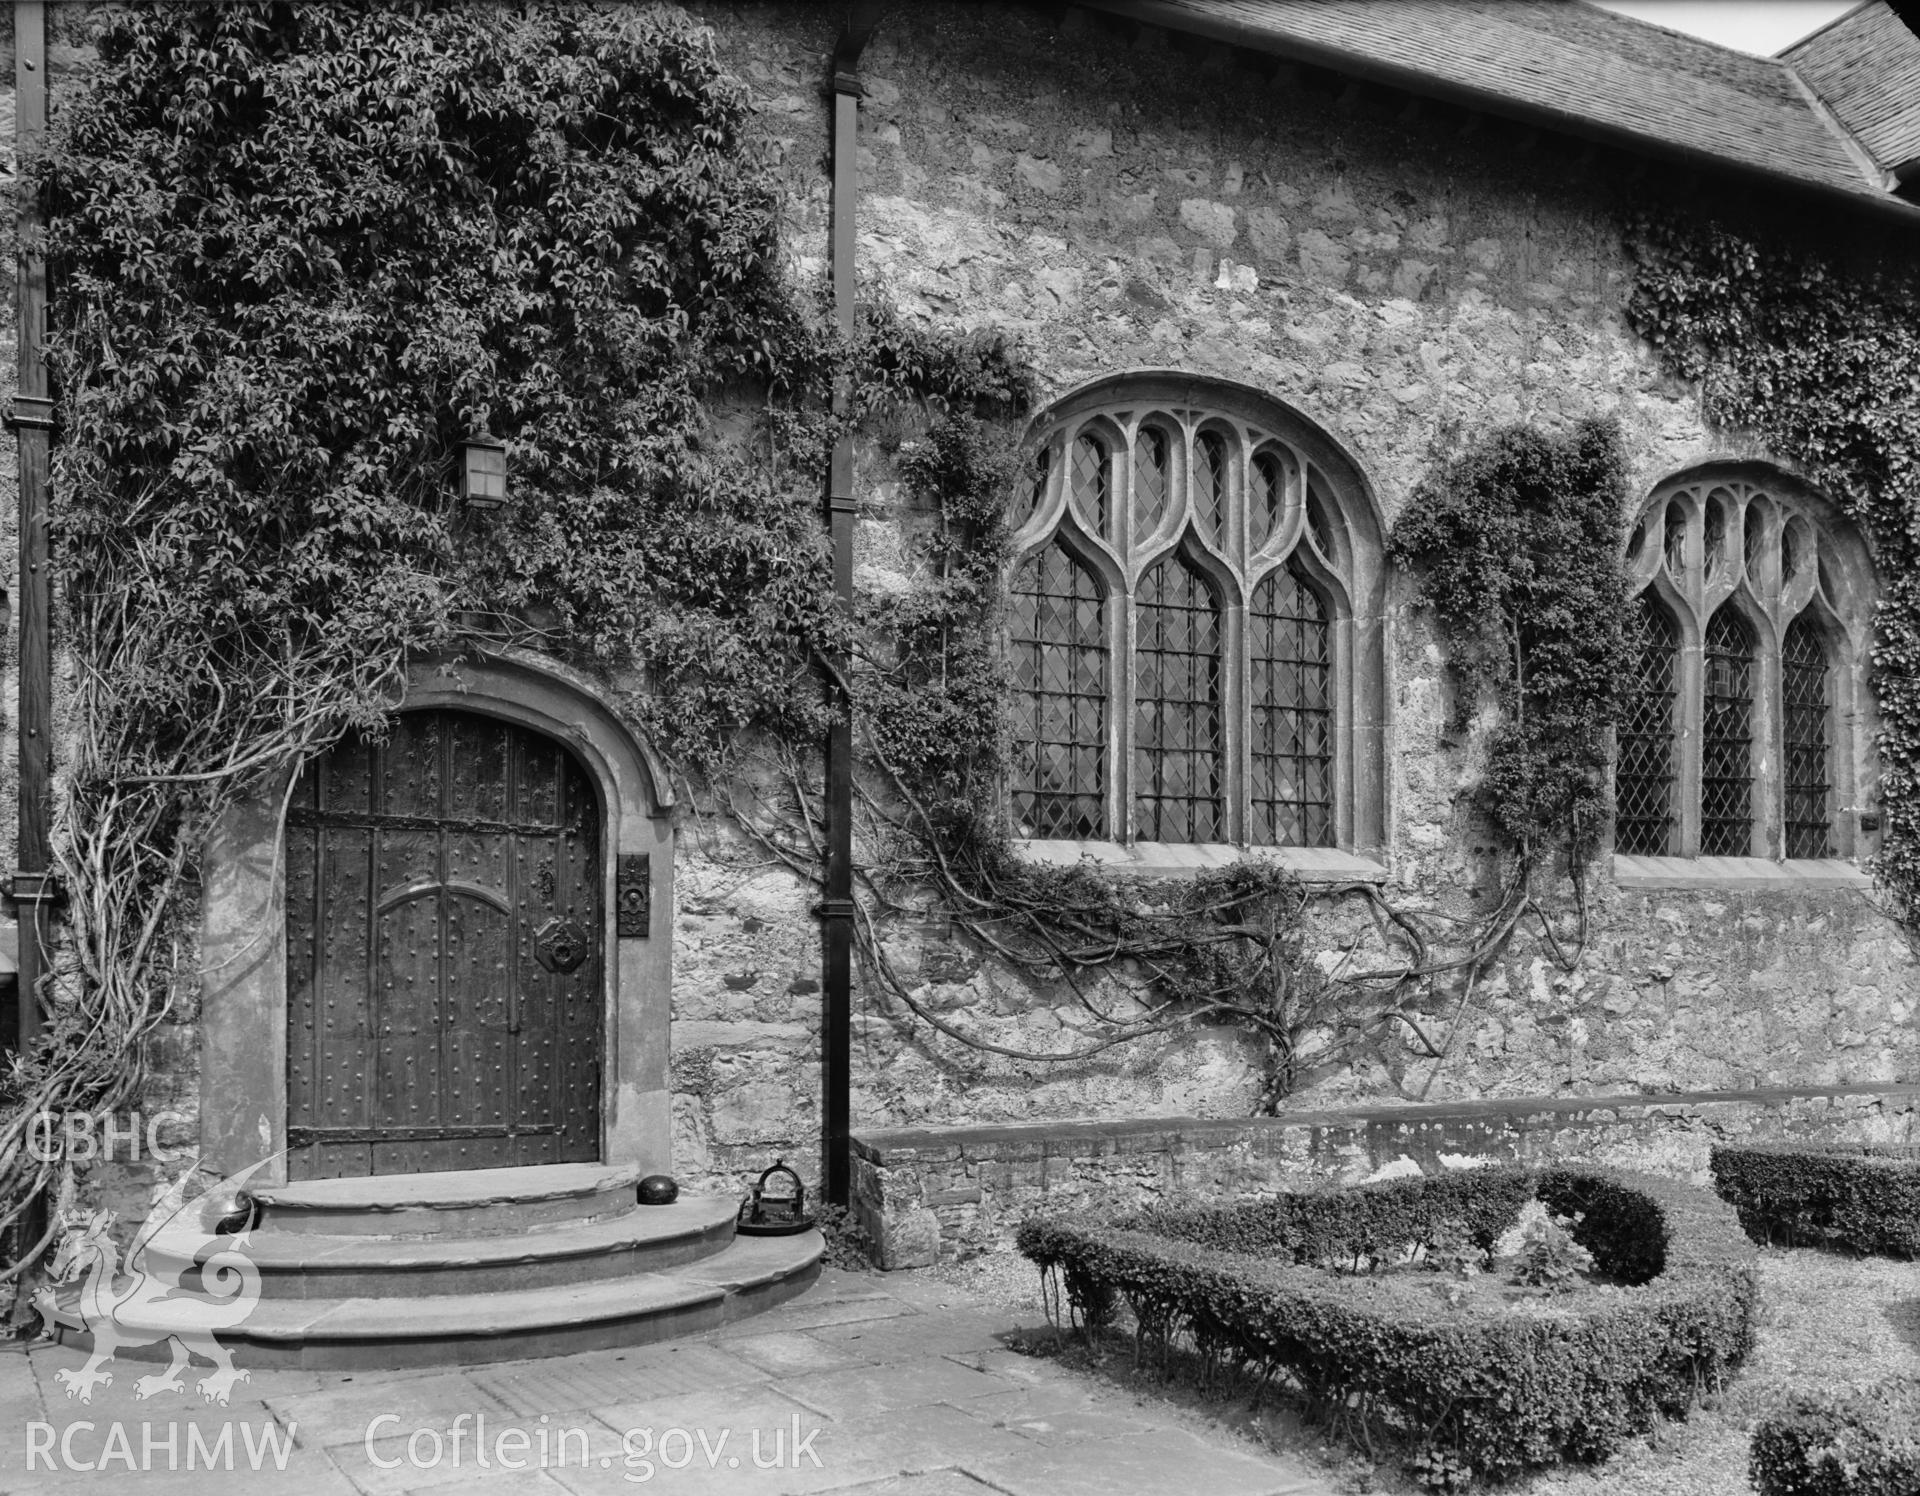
[1014, 839, 1387, 883]
[1611, 854, 1872, 890]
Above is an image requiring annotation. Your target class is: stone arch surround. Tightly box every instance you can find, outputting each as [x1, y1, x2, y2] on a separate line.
[198, 649, 675, 1186]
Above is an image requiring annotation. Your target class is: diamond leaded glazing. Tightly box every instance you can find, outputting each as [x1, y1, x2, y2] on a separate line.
[1193, 432, 1225, 542]
[1782, 615, 1832, 860]
[1250, 563, 1332, 846]
[1071, 434, 1109, 537]
[1701, 608, 1755, 856]
[1133, 556, 1223, 842]
[1252, 451, 1285, 549]
[1614, 598, 1678, 856]
[1628, 476, 1871, 863]
[1134, 426, 1170, 532]
[1013, 386, 1380, 851]
[1010, 543, 1107, 839]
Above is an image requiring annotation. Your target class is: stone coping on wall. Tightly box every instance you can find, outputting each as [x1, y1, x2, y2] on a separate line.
[851, 1083, 1920, 1167]
[1015, 839, 1388, 882]
[850, 1083, 1920, 1267]
[1611, 854, 1874, 890]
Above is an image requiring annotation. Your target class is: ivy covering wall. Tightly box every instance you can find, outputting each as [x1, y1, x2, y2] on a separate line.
[1628, 213, 1920, 919]
[4, 0, 859, 1279]
[7, 0, 1899, 1300]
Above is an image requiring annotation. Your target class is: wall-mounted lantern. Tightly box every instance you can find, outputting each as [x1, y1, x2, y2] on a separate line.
[460, 430, 509, 510]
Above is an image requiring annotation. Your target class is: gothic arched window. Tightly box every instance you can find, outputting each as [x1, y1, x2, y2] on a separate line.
[1619, 472, 1874, 864]
[1009, 375, 1385, 854]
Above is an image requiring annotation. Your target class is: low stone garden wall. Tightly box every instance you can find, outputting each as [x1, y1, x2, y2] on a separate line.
[850, 1083, 1920, 1268]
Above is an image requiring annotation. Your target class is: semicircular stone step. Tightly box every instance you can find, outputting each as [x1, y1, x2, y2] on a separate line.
[145, 1195, 740, 1299]
[87, 1230, 823, 1371]
[249, 1162, 646, 1239]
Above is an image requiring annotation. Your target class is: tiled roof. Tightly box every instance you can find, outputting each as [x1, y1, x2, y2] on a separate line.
[1083, 0, 1916, 211]
[1783, 2, 1920, 175]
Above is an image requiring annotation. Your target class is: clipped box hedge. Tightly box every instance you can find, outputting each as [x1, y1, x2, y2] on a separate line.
[1710, 1142, 1920, 1257]
[1751, 1380, 1920, 1495]
[1017, 1164, 1757, 1485]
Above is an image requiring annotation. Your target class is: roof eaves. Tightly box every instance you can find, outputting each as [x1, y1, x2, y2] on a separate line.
[1076, 0, 1920, 228]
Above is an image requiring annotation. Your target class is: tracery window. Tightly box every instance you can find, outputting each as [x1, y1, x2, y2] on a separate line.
[1617, 472, 1874, 862]
[1007, 376, 1384, 852]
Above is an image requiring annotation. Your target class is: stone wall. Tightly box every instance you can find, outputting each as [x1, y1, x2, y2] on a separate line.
[851, 1083, 1920, 1266]
[664, 0, 1919, 1195]
[11, 4, 1912, 1224]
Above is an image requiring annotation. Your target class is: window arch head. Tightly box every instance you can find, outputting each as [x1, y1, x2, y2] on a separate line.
[1011, 372, 1385, 852]
[1624, 466, 1875, 863]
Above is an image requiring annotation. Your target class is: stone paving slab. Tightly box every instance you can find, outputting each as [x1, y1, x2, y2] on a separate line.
[476, 1341, 772, 1415]
[833, 1474, 998, 1496]
[724, 1330, 886, 1378]
[265, 1368, 513, 1446]
[336, 1414, 625, 1496]
[6, 1426, 352, 1496]
[585, 1385, 826, 1442]
[543, 1402, 1026, 1496]
[805, 1310, 1026, 1363]
[966, 1425, 1329, 1496]
[831, 1475, 1001, 1496]
[984, 1402, 1160, 1445]
[935, 1345, 1088, 1389]
[776, 1359, 1018, 1421]
[2, 1268, 1336, 1496]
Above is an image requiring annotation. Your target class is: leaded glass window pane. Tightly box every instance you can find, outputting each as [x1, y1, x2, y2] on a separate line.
[1134, 426, 1170, 532]
[1193, 431, 1225, 542]
[1010, 543, 1107, 839]
[1615, 597, 1678, 856]
[1704, 492, 1729, 579]
[1663, 499, 1687, 577]
[1133, 556, 1223, 842]
[1252, 452, 1284, 549]
[1070, 435, 1109, 537]
[1017, 445, 1050, 529]
[1305, 483, 1334, 559]
[1701, 608, 1755, 856]
[1783, 615, 1832, 859]
[1250, 563, 1333, 847]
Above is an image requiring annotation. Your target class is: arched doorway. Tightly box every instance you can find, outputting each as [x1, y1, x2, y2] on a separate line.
[284, 708, 605, 1179]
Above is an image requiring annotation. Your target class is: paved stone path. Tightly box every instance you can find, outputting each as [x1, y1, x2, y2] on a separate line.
[0, 1267, 1334, 1495]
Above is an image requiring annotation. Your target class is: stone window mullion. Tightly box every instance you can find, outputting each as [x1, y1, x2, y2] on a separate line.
[1675, 625, 1705, 857]
[1227, 596, 1249, 846]
[1752, 636, 1782, 860]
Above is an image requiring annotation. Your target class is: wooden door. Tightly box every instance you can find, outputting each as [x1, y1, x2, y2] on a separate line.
[286, 710, 603, 1179]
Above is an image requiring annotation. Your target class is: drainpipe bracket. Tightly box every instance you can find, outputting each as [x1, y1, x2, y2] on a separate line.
[4, 396, 55, 433]
[12, 870, 60, 904]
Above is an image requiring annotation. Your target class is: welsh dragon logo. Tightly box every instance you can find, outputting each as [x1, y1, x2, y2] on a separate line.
[33, 1158, 267, 1405]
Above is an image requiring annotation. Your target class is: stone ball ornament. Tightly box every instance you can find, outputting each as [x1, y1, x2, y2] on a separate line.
[637, 1174, 680, 1206]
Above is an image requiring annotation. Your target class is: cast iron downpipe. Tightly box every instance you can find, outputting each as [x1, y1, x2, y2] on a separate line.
[10, 0, 54, 1057]
[821, 3, 886, 1210]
